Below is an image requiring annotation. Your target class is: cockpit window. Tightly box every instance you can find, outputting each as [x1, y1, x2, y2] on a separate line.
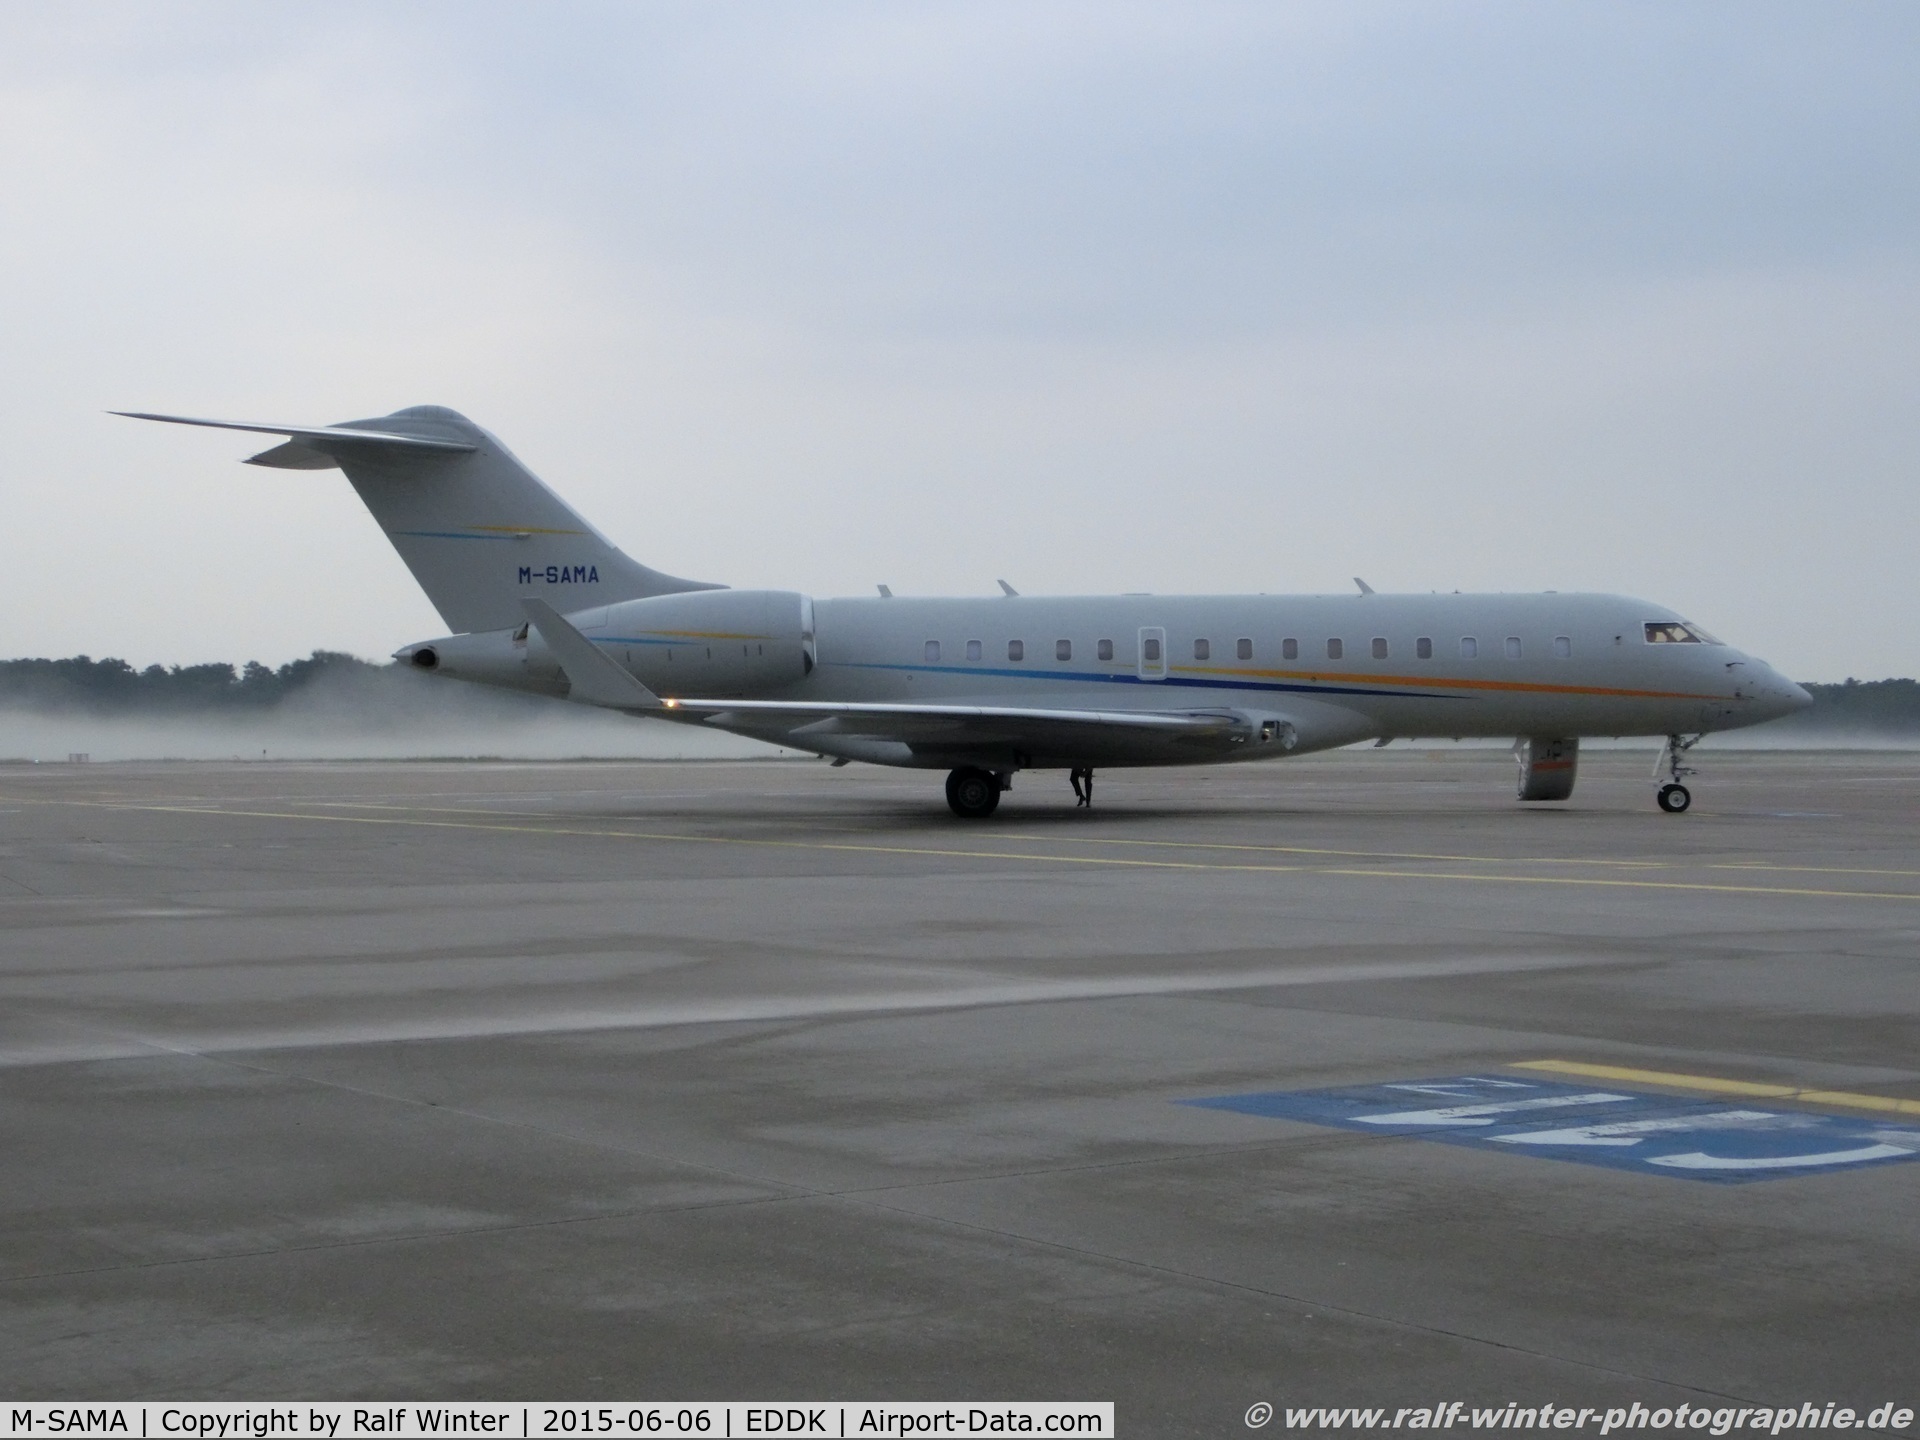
[1644, 621, 1722, 645]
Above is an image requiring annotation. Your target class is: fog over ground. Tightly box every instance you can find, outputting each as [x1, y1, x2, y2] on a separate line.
[3, 4, 1916, 681]
[0, 665, 784, 763]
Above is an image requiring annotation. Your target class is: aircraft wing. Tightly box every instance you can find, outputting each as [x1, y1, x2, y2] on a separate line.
[665, 697, 1239, 739]
[112, 411, 475, 468]
[668, 696, 1255, 768]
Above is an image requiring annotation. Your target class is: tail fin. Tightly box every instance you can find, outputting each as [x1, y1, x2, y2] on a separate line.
[118, 405, 721, 632]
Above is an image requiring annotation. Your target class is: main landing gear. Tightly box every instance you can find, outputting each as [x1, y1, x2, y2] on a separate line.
[1655, 733, 1700, 814]
[945, 766, 1004, 819]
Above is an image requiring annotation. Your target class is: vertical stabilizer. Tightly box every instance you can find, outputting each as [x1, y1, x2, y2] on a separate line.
[120, 405, 721, 633]
[322, 407, 721, 633]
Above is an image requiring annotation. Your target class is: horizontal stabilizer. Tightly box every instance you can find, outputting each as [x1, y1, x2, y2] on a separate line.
[241, 439, 341, 470]
[521, 599, 662, 711]
[112, 412, 476, 471]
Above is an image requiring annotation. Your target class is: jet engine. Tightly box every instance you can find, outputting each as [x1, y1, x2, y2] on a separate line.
[400, 590, 816, 701]
[584, 589, 815, 697]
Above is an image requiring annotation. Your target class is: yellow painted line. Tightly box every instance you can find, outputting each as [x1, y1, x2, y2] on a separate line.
[1313, 867, 1920, 901]
[986, 832, 1920, 886]
[4, 798, 1304, 875]
[985, 832, 1670, 869]
[1709, 863, 1920, 879]
[8, 796, 1918, 900]
[1512, 1059, 1920, 1118]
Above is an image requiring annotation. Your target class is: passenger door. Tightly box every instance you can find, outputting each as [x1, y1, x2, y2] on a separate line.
[1138, 626, 1166, 682]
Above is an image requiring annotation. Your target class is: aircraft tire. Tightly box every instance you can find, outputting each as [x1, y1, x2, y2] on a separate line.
[1657, 783, 1692, 814]
[945, 767, 1001, 819]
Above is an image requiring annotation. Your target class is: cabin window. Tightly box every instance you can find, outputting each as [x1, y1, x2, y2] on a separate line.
[1460, 637, 1478, 658]
[1505, 636, 1523, 660]
[1056, 639, 1072, 662]
[1008, 640, 1024, 661]
[1142, 636, 1161, 663]
[1416, 636, 1432, 659]
[1552, 635, 1572, 658]
[924, 640, 940, 662]
[965, 639, 982, 661]
[1097, 638, 1114, 662]
[1645, 621, 1720, 644]
[1371, 637, 1388, 660]
[1327, 638, 1344, 660]
[1236, 638, 1253, 661]
[1194, 638, 1211, 661]
[1282, 638, 1298, 660]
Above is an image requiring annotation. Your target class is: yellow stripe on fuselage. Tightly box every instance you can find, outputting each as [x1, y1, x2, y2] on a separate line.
[628, 629, 773, 641]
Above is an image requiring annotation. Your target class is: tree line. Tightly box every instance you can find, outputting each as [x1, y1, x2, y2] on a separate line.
[0, 652, 387, 710]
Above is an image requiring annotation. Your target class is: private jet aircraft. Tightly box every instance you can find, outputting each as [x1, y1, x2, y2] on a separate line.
[123, 406, 1810, 817]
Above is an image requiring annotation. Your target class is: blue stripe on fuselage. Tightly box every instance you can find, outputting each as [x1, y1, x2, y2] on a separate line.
[836, 660, 1459, 702]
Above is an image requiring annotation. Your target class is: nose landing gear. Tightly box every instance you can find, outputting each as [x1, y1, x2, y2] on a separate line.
[1655, 734, 1700, 814]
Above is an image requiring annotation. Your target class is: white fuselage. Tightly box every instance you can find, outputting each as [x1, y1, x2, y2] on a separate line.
[418, 588, 1809, 770]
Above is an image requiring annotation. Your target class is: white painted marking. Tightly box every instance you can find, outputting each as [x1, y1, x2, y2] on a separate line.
[0, 952, 1595, 1067]
[1353, 1092, 1633, 1127]
[1384, 1078, 1532, 1097]
[1491, 1111, 1778, 1148]
[1648, 1143, 1915, 1172]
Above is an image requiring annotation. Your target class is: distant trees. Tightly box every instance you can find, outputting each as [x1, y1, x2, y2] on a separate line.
[1791, 678, 1920, 733]
[0, 652, 388, 711]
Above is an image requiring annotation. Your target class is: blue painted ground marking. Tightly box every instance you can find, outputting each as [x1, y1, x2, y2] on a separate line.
[1181, 1074, 1920, 1183]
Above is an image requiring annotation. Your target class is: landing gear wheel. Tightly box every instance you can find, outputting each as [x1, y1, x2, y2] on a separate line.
[945, 767, 1001, 819]
[1657, 783, 1691, 814]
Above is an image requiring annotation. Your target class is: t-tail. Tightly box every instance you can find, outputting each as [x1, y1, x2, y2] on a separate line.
[115, 405, 721, 632]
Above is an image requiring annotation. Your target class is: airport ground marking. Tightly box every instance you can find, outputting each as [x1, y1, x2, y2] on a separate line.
[1512, 1059, 1920, 1117]
[9, 797, 1306, 875]
[11, 794, 1920, 901]
[1309, 866, 1920, 901]
[1708, 862, 1920, 879]
[979, 832, 1673, 869]
[330, 805, 1920, 886]
[990, 832, 1920, 885]
[116, 796, 1920, 887]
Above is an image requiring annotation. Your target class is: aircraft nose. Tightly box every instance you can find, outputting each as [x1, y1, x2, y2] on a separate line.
[1785, 679, 1813, 711]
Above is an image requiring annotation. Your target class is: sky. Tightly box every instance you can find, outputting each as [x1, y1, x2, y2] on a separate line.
[2, 2, 1916, 681]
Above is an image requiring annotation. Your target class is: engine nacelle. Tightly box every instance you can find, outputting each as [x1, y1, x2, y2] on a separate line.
[585, 589, 813, 697]
[399, 589, 815, 701]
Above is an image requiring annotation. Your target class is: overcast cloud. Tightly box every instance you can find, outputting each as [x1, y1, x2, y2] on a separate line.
[2, 2, 1916, 679]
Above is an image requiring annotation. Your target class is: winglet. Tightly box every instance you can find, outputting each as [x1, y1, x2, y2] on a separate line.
[997, 579, 1019, 597]
[1354, 577, 1375, 595]
[521, 599, 662, 710]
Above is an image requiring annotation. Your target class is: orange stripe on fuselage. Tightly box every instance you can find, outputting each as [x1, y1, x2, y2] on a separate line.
[1171, 664, 1720, 702]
